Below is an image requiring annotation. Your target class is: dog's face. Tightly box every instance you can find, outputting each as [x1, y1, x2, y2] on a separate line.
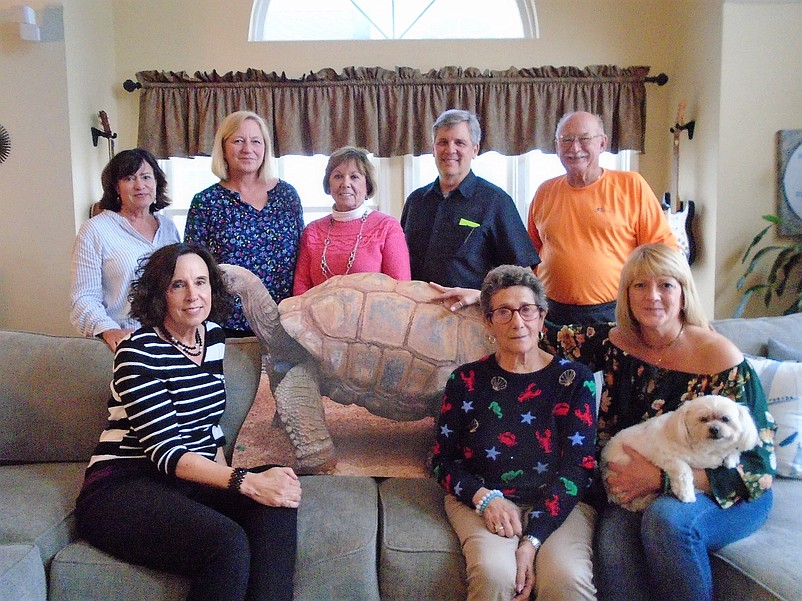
[677, 395, 759, 455]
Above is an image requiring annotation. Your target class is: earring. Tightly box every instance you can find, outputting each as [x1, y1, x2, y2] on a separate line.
[486, 333, 496, 344]
[538, 330, 545, 342]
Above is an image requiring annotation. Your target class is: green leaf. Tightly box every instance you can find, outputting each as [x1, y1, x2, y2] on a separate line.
[740, 224, 773, 263]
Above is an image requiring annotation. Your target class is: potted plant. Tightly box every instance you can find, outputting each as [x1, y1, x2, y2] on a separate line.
[736, 214, 802, 317]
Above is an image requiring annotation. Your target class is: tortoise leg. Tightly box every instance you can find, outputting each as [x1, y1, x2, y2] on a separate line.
[273, 360, 336, 473]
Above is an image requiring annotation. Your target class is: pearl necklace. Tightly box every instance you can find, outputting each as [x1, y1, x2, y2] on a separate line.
[320, 211, 368, 279]
[641, 323, 684, 365]
[161, 327, 203, 357]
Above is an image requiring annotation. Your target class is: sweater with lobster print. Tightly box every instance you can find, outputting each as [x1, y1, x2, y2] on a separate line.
[432, 353, 597, 543]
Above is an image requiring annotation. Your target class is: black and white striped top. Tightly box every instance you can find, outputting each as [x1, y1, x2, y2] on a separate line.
[87, 322, 227, 476]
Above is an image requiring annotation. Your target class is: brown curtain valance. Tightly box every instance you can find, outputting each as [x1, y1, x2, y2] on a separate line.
[135, 65, 651, 159]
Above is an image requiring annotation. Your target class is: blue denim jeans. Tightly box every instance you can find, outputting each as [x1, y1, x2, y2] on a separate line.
[595, 490, 773, 601]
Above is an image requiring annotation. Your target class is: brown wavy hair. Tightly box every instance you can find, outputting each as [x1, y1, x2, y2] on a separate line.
[129, 243, 233, 328]
[99, 148, 170, 213]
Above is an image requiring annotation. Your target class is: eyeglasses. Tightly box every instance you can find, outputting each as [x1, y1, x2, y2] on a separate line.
[555, 134, 603, 148]
[487, 304, 542, 325]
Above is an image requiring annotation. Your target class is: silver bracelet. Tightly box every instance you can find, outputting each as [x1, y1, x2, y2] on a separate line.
[521, 535, 541, 551]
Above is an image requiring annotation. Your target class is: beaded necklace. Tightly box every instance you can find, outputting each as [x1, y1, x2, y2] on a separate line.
[320, 211, 368, 279]
[160, 326, 203, 357]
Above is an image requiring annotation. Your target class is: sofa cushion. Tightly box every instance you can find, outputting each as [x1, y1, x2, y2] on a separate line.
[378, 478, 466, 601]
[49, 541, 190, 601]
[746, 356, 802, 478]
[0, 331, 262, 465]
[712, 313, 802, 358]
[0, 463, 85, 566]
[50, 475, 380, 601]
[295, 475, 380, 601]
[0, 331, 112, 463]
[0, 544, 46, 601]
[768, 337, 802, 362]
[712, 478, 802, 601]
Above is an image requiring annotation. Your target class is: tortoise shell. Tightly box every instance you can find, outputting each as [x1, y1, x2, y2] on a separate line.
[277, 273, 495, 420]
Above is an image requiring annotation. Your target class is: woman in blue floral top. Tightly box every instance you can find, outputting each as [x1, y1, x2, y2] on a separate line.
[546, 244, 775, 601]
[432, 265, 598, 601]
[185, 111, 303, 336]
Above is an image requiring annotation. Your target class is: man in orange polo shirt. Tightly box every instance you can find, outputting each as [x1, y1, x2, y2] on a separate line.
[528, 111, 677, 325]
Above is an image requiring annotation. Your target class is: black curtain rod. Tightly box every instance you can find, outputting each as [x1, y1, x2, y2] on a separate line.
[122, 72, 669, 93]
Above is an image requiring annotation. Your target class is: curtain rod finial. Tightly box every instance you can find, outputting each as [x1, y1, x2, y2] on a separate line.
[646, 73, 668, 86]
[123, 79, 142, 92]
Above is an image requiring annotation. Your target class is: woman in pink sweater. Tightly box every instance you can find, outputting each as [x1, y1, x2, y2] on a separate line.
[293, 147, 411, 295]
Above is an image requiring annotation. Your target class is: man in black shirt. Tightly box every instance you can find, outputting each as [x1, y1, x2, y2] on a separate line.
[401, 109, 539, 289]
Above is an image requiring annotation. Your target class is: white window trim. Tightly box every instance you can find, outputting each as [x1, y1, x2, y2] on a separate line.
[249, 0, 539, 41]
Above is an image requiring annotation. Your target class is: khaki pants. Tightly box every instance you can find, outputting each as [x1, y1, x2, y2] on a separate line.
[445, 495, 597, 601]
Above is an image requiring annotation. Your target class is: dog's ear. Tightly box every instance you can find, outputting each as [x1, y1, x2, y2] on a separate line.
[735, 403, 759, 451]
[674, 401, 695, 445]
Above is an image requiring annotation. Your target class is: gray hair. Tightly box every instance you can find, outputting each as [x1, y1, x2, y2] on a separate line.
[432, 109, 482, 146]
[480, 265, 548, 316]
[555, 111, 606, 138]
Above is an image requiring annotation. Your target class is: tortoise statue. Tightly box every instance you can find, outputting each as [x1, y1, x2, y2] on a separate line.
[220, 265, 496, 472]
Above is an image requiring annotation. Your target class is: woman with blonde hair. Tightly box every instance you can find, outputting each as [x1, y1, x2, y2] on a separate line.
[185, 110, 303, 336]
[548, 243, 775, 601]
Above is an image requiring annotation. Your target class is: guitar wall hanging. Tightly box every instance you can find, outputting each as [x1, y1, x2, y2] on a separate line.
[662, 101, 697, 265]
[90, 111, 117, 217]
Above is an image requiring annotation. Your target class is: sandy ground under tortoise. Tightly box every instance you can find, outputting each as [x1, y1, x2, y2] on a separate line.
[232, 372, 435, 478]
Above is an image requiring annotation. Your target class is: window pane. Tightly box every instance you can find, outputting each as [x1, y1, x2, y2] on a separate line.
[258, 0, 526, 41]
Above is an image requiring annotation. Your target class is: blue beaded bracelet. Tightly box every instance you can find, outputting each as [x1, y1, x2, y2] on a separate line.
[475, 489, 503, 515]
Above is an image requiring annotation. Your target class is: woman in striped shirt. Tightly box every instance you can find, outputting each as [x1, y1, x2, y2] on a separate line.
[70, 149, 181, 351]
[75, 243, 301, 601]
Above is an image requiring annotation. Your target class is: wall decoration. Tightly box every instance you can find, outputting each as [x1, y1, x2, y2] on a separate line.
[0, 124, 10, 164]
[777, 129, 802, 236]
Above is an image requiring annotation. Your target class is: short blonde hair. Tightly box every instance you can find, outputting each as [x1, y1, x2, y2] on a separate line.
[211, 111, 274, 184]
[616, 243, 708, 332]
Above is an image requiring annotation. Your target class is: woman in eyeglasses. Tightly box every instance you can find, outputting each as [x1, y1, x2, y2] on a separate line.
[431, 264, 598, 601]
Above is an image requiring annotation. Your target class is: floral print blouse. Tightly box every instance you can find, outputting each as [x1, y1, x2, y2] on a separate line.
[184, 181, 304, 332]
[546, 323, 775, 509]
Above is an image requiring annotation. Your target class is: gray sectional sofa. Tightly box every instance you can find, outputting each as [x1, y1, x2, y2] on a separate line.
[2, 316, 802, 601]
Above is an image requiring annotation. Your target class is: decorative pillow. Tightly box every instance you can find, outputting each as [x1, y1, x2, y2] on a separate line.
[747, 356, 802, 478]
[768, 337, 802, 362]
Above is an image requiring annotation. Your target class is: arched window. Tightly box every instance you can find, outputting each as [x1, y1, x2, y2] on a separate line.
[250, 0, 539, 41]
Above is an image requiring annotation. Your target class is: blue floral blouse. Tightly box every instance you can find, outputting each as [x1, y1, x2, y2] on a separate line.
[184, 181, 304, 332]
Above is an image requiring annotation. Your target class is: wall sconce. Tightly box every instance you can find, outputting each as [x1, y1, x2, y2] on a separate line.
[14, 5, 41, 41]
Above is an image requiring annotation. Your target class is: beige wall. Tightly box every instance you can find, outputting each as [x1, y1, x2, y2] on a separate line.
[716, 1, 802, 318]
[0, 1, 74, 334]
[0, 0, 799, 334]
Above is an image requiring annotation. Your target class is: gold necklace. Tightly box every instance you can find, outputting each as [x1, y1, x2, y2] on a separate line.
[320, 212, 368, 279]
[641, 323, 684, 365]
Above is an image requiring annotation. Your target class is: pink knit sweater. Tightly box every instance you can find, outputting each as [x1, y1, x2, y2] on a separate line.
[293, 211, 411, 295]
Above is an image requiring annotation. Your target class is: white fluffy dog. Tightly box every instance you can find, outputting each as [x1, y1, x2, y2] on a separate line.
[601, 395, 759, 512]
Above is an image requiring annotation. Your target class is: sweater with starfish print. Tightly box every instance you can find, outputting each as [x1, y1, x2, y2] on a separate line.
[432, 353, 597, 542]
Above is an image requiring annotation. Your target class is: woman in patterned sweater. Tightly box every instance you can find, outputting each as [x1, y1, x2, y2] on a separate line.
[432, 265, 598, 601]
[75, 243, 300, 601]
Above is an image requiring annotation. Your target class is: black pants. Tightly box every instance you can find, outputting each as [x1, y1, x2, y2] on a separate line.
[76, 470, 297, 601]
[546, 298, 616, 327]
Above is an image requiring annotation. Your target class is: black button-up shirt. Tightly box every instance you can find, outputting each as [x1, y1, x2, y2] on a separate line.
[401, 171, 540, 288]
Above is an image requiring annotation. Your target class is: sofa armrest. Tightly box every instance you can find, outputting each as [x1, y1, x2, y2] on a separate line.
[219, 336, 262, 464]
